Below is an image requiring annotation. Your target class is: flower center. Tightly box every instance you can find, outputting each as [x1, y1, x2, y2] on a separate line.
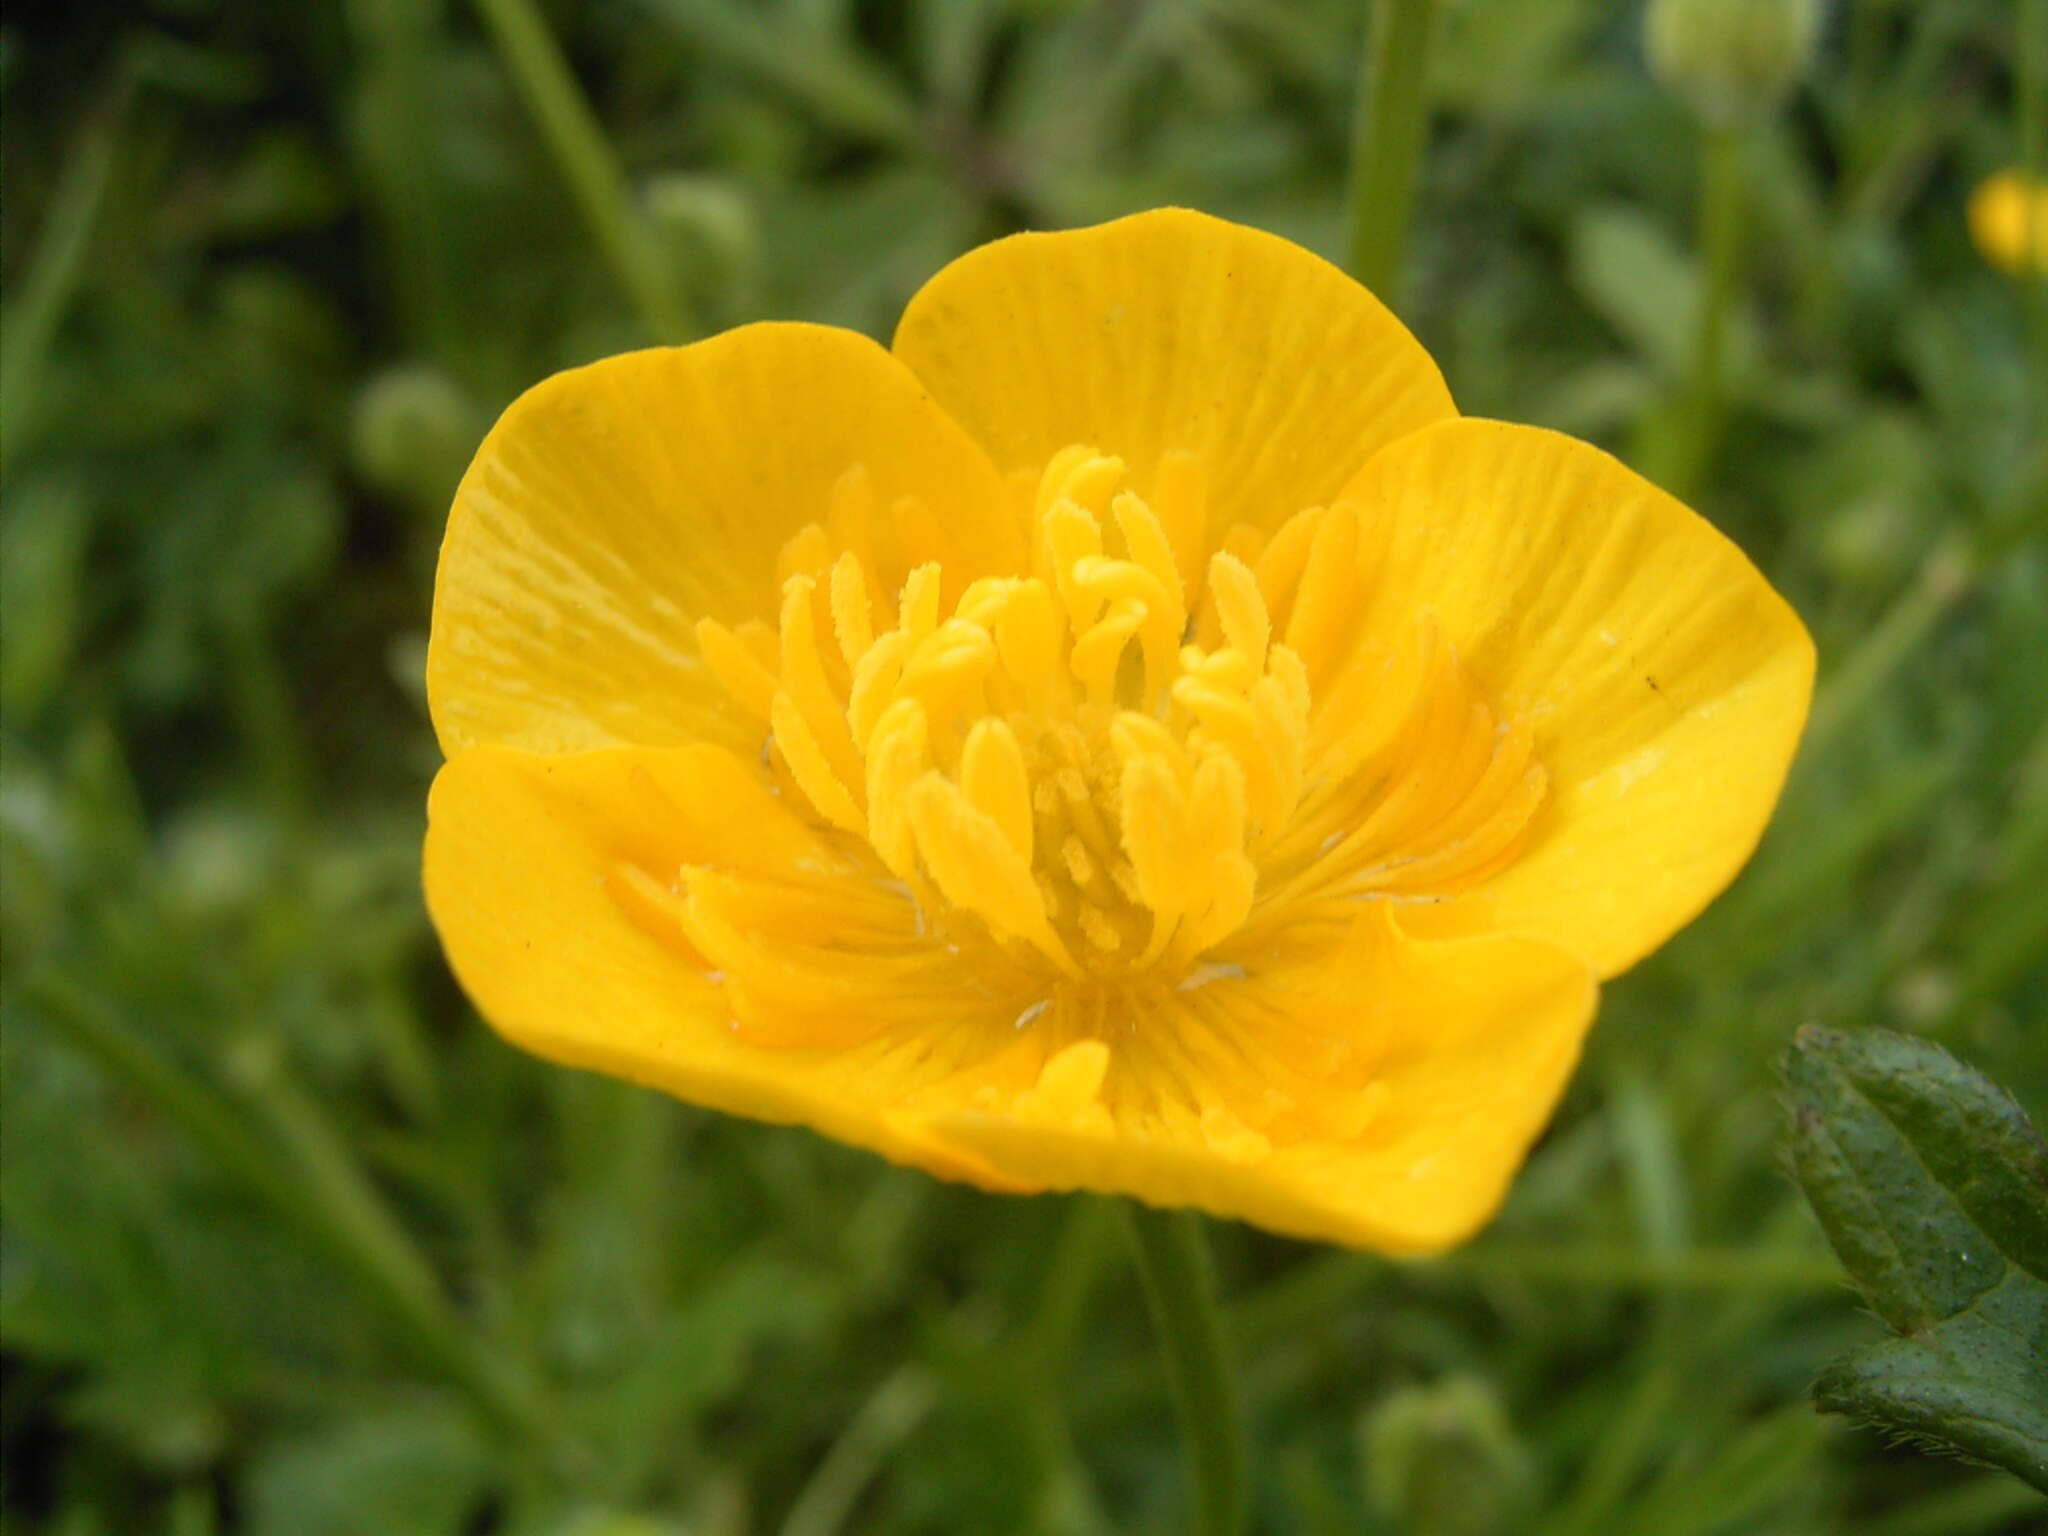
[688, 445, 1550, 1003]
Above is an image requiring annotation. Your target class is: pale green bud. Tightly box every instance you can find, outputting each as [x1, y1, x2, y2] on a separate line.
[1646, 0, 1824, 124]
[350, 365, 482, 513]
[1361, 1375, 1535, 1536]
[643, 174, 759, 311]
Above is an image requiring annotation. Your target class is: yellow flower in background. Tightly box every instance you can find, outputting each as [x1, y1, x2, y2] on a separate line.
[1969, 168, 2048, 276]
[423, 210, 1812, 1252]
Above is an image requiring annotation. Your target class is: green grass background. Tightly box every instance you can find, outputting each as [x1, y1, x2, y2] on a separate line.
[2, 1, 2044, 1532]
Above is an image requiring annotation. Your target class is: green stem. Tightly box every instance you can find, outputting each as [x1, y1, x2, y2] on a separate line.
[2019, 0, 2047, 409]
[1032, 1195, 1116, 1372]
[1671, 124, 1745, 500]
[1802, 538, 1976, 762]
[345, 0, 466, 368]
[1124, 1205, 1247, 1536]
[1344, 0, 1438, 305]
[470, 0, 694, 343]
[777, 1367, 937, 1536]
[2023, 1, 2046, 184]
[0, 92, 123, 479]
[217, 604, 312, 828]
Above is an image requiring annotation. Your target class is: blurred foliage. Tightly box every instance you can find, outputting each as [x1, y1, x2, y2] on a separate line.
[2, 0, 2044, 1533]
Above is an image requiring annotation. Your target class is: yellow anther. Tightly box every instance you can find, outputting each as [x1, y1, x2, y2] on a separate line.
[1149, 450, 1207, 594]
[1109, 710, 1186, 773]
[1034, 445, 1100, 518]
[1031, 1039, 1111, 1112]
[1108, 859, 1142, 903]
[1115, 750, 1191, 915]
[1206, 551, 1269, 675]
[1037, 447, 1124, 518]
[1284, 503, 1360, 677]
[1111, 491, 1186, 614]
[1249, 674, 1306, 825]
[898, 618, 997, 722]
[1074, 554, 1181, 700]
[1071, 598, 1145, 705]
[771, 692, 864, 834]
[1255, 505, 1323, 618]
[1267, 644, 1312, 733]
[1062, 835, 1096, 888]
[955, 577, 1015, 629]
[829, 550, 873, 667]
[846, 629, 909, 747]
[1175, 677, 1283, 829]
[908, 773, 1078, 976]
[1189, 746, 1249, 864]
[776, 522, 832, 587]
[1179, 644, 1257, 693]
[1079, 903, 1123, 952]
[825, 463, 876, 556]
[961, 718, 1033, 859]
[1072, 555, 1177, 616]
[1045, 499, 1106, 632]
[993, 579, 1062, 695]
[1200, 1104, 1273, 1164]
[778, 575, 860, 784]
[899, 562, 942, 646]
[863, 698, 927, 879]
[733, 618, 779, 669]
[695, 616, 779, 719]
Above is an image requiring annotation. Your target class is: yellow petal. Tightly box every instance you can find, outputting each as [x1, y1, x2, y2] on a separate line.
[423, 743, 1027, 1187]
[914, 906, 1597, 1253]
[1337, 419, 1815, 977]
[428, 323, 1017, 756]
[892, 208, 1456, 547]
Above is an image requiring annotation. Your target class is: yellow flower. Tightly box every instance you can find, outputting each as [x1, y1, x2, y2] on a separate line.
[1969, 169, 2048, 277]
[423, 210, 1813, 1252]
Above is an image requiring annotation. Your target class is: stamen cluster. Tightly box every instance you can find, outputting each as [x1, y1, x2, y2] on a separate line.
[689, 446, 1548, 1001]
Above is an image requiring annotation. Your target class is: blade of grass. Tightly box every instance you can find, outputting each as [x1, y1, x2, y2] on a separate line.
[471, 0, 695, 343]
[629, 0, 921, 150]
[776, 1367, 936, 1536]
[1344, 0, 1438, 304]
[1802, 538, 1976, 762]
[0, 89, 124, 479]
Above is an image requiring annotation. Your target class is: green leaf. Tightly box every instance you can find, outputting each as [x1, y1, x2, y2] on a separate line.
[1566, 204, 1766, 390]
[1785, 1026, 2048, 1492]
[242, 1397, 492, 1536]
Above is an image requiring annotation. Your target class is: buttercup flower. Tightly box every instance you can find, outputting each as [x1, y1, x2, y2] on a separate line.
[424, 210, 1812, 1251]
[1969, 168, 2048, 277]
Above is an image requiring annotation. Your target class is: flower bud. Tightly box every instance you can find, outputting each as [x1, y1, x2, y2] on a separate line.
[1646, 0, 1824, 125]
[350, 365, 482, 513]
[1361, 1375, 1535, 1536]
[643, 173, 759, 311]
